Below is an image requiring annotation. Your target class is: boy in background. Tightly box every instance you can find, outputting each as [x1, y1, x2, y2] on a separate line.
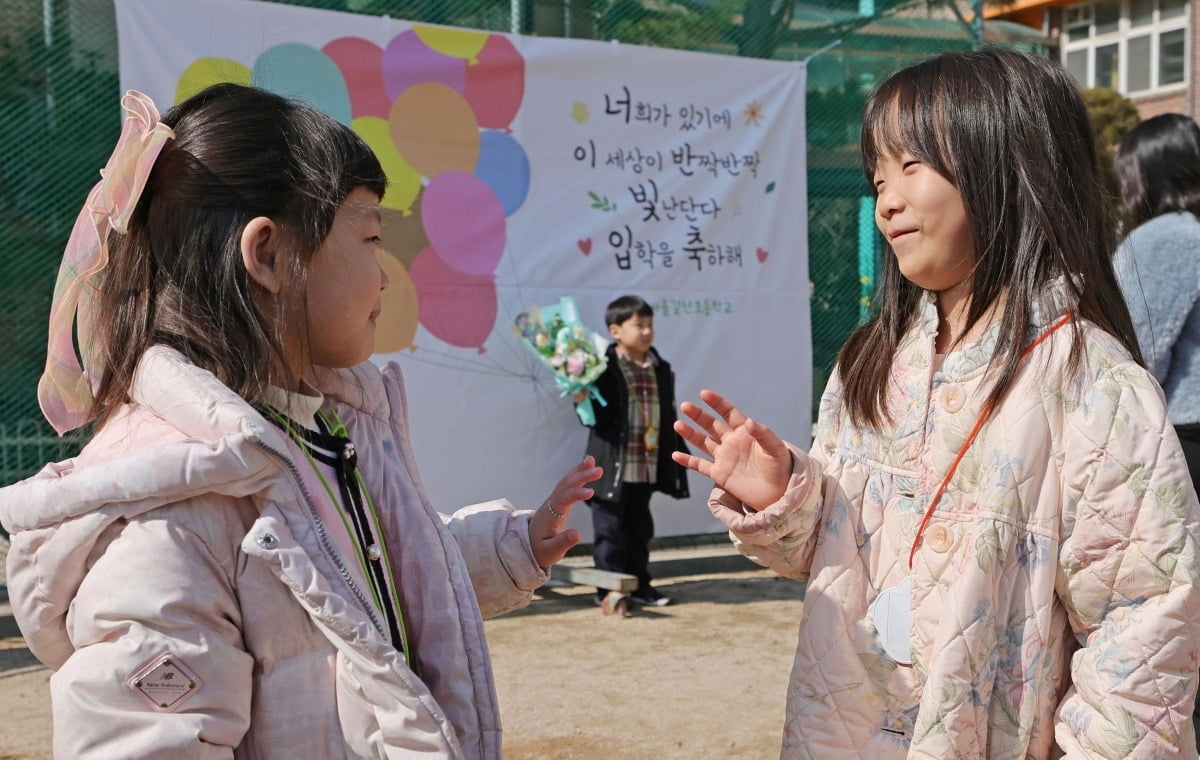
[583, 295, 689, 611]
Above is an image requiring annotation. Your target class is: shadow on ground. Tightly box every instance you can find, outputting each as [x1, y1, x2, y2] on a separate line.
[502, 573, 806, 619]
[0, 647, 40, 678]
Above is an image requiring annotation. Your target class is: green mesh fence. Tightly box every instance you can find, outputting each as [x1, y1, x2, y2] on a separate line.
[0, 0, 1049, 490]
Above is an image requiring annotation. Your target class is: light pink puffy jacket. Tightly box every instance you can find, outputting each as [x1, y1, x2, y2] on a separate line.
[0, 346, 548, 759]
[713, 286, 1200, 758]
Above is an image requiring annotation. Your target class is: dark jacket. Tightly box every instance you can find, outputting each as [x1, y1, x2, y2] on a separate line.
[583, 344, 689, 502]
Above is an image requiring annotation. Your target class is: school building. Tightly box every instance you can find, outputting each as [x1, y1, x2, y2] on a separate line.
[987, 0, 1198, 119]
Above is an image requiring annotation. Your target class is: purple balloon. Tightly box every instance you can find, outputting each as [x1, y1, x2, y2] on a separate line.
[422, 172, 506, 277]
[382, 30, 466, 100]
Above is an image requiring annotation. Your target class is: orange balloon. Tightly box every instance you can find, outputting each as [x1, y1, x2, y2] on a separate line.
[380, 202, 429, 270]
[390, 83, 480, 177]
[374, 250, 419, 353]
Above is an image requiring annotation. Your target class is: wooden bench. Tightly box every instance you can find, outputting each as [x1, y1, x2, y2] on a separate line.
[546, 564, 637, 617]
[548, 564, 637, 593]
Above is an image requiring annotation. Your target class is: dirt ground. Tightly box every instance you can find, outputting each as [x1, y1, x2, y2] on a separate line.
[0, 565, 805, 760]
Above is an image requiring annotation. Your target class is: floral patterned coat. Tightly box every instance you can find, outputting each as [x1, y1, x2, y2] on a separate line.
[713, 285, 1200, 758]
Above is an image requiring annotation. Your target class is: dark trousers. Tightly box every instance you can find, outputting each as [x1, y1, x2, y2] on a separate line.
[589, 482, 655, 597]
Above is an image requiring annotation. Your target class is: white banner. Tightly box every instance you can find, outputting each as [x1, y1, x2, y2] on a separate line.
[115, 0, 810, 538]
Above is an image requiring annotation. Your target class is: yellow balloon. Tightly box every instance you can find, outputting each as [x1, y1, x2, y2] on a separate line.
[353, 117, 421, 214]
[412, 24, 487, 64]
[374, 250, 419, 353]
[176, 58, 252, 104]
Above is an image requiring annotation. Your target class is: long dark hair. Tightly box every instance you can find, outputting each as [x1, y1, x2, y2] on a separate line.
[838, 47, 1141, 429]
[90, 83, 387, 427]
[1116, 113, 1200, 229]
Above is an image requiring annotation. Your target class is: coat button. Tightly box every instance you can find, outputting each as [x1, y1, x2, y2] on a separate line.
[925, 524, 953, 553]
[256, 533, 278, 550]
[940, 384, 966, 413]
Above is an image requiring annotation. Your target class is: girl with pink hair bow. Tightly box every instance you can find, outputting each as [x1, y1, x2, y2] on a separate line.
[0, 83, 600, 759]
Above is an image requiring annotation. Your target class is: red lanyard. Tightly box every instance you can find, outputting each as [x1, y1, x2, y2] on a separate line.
[907, 314, 1072, 570]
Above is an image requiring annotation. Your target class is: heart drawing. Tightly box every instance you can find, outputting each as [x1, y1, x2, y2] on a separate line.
[578, 238, 592, 255]
[756, 247, 768, 263]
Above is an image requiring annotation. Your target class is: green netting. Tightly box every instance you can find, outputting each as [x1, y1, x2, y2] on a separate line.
[0, 0, 1048, 490]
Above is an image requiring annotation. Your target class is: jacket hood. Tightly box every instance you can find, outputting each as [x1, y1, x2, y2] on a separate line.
[0, 346, 391, 667]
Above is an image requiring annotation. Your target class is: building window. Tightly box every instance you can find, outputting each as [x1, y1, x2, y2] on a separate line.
[1061, 0, 1189, 94]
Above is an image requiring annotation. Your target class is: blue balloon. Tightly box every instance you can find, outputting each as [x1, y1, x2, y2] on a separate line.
[474, 130, 530, 217]
[253, 43, 352, 126]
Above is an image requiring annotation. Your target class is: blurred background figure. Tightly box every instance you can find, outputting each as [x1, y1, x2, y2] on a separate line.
[1114, 113, 1200, 495]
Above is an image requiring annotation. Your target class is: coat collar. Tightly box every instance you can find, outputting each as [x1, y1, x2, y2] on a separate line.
[915, 275, 1076, 380]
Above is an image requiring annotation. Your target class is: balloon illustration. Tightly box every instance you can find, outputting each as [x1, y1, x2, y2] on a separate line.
[390, 83, 480, 177]
[413, 24, 488, 63]
[352, 116, 421, 214]
[253, 43, 351, 125]
[463, 35, 525, 129]
[324, 37, 390, 119]
[381, 30, 465, 101]
[380, 203, 430, 270]
[374, 250, 419, 353]
[474, 131, 530, 217]
[176, 58, 252, 103]
[422, 172, 506, 277]
[173, 27, 532, 356]
[409, 246, 497, 352]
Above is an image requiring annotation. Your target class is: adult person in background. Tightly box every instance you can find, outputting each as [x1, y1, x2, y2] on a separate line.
[1114, 113, 1200, 494]
[1114, 112, 1200, 753]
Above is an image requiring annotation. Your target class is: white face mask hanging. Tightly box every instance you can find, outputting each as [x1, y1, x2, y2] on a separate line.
[866, 315, 1072, 668]
[871, 576, 913, 665]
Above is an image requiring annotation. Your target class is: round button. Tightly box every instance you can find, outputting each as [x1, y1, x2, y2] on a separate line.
[925, 524, 953, 553]
[367, 544, 382, 561]
[940, 384, 965, 413]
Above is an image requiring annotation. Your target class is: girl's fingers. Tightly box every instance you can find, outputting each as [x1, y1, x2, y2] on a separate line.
[745, 418, 787, 457]
[698, 389, 748, 429]
[678, 401, 726, 442]
[671, 450, 713, 480]
[673, 419, 719, 454]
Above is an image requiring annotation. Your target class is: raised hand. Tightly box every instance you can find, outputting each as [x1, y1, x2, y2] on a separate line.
[529, 455, 603, 567]
[671, 389, 793, 512]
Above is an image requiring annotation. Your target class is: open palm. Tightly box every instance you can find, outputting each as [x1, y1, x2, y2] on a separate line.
[671, 389, 793, 512]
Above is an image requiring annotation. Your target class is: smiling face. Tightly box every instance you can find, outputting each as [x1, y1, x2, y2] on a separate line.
[873, 152, 975, 295]
[304, 187, 389, 370]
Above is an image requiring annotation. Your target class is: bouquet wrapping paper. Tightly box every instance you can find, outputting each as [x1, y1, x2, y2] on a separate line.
[513, 297, 609, 425]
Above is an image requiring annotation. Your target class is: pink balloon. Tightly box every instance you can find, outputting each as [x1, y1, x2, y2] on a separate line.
[409, 246, 497, 351]
[382, 30, 465, 100]
[323, 37, 390, 119]
[422, 172, 506, 277]
[464, 35, 525, 129]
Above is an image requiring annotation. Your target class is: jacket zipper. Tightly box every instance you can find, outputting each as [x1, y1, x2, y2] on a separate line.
[252, 439, 389, 639]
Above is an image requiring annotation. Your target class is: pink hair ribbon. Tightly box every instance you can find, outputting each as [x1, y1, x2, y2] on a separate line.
[37, 90, 174, 435]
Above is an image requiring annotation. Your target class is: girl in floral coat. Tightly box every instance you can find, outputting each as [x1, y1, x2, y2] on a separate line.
[673, 49, 1200, 758]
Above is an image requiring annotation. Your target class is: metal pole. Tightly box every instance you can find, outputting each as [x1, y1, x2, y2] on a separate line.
[972, 0, 984, 48]
[43, 0, 57, 132]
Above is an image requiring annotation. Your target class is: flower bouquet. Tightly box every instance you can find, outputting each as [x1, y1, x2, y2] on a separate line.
[512, 296, 609, 425]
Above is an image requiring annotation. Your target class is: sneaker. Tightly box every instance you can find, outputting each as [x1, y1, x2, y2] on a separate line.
[630, 588, 671, 607]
